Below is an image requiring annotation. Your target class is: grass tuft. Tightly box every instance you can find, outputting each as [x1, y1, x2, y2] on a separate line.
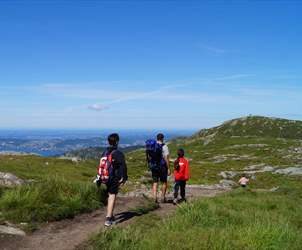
[0, 176, 106, 224]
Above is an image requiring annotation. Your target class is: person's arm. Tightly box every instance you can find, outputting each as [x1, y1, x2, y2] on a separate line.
[163, 145, 171, 176]
[119, 152, 127, 184]
[112, 151, 127, 184]
[185, 160, 190, 181]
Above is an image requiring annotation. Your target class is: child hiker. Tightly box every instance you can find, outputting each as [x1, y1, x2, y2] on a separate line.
[238, 174, 249, 188]
[173, 148, 189, 205]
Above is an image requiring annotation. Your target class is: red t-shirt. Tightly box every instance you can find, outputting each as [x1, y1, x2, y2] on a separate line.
[174, 157, 190, 181]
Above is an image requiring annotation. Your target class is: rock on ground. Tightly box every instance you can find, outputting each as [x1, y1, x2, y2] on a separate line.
[0, 172, 25, 187]
[0, 225, 26, 236]
[274, 167, 302, 176]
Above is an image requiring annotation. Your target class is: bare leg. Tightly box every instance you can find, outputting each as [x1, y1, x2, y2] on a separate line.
[106, 193, 116, 218]
[162, 182, 167, 201]
[152, 182, 158, 202]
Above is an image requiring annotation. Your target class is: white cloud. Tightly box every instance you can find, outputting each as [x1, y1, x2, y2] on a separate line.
[87, 104, 109, 111]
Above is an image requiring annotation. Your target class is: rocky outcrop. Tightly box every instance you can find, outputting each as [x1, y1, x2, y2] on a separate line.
[0, 172, 25, 187]
[275, 167, 302, 176]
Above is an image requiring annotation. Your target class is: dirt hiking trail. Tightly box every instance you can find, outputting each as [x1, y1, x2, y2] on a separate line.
[0, 186, 229, 250]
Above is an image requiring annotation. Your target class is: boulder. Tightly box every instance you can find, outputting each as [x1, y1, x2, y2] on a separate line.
[219, 179, 236, 188]
[244, 163, 266, 170]
[0, 225, 26, 236]
[262, 166, 275, 172]
[274, 167, 302, 176]
[0, 172, 25, 187]
[269, 186, 279, 192]
[219, 171, 237, 179]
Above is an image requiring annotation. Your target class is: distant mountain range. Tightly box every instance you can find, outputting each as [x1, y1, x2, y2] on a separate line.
[0, 129, 193, 157]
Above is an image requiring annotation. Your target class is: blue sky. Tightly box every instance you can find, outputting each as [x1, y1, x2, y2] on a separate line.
[0, 1, 301, 129]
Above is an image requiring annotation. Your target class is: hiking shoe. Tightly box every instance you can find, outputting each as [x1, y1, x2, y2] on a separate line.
[104, 216, 116, 227]
[104, 217, 112, 227]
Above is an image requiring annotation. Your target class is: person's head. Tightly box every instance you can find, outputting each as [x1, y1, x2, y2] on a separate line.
[157, 133, 164, 142]
[177, 148, 185, 158]
[108, 133, 119, 147]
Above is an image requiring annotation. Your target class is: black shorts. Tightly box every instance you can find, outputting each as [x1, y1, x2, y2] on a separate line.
[106, 178, 119, 195]
[151, 167, 168, 183]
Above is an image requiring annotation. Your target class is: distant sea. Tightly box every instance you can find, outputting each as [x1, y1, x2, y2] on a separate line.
[0, 129, 195, 157]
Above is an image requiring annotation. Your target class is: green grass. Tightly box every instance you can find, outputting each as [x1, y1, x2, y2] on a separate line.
[0, 155, 108, 228]
[0, 176, 106, 227]
[126, 135, 301, 185]
[82, 176, 302, 250]
[0, 155, 98, 183]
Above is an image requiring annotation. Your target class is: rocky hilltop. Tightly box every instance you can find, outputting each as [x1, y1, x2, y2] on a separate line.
[194, 115, 302, 141]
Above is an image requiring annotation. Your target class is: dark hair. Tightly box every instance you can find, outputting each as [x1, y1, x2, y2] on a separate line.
[177, 148, 185, 158]
[157, 133, 164, 142]
[108, 133, 119, 146]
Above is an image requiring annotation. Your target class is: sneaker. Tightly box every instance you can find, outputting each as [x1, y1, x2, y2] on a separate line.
[173, 198, 178, 205]
[104, 217, 112, 227]
[104, 216, 116, 227]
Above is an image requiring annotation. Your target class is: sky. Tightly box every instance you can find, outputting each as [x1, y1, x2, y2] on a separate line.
[0, 1, 302, 130]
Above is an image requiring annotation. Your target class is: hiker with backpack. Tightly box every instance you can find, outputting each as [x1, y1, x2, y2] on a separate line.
[145, 133, 170, 203]
[173, 148, 190, 204]
[96, 133, 128, 227]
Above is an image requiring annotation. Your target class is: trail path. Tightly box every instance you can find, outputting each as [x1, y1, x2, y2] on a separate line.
[0, 186, 229, 250]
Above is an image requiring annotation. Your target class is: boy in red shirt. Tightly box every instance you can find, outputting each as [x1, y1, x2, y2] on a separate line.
[173, 148, 189, 204]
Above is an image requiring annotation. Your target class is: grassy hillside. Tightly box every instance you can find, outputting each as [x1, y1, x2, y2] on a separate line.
[127, 116, 302, 186]
[0, 155, 98, 182]
[193, 115, 302, 139]
[0, 156, 105, 228]
[64, 145, 143, 160]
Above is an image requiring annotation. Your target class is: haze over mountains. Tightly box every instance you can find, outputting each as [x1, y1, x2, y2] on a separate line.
[0, 129, 194, 157]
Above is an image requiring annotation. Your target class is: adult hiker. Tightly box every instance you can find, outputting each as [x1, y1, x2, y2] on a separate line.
[173, 148, 190, 205]
[145, 133, 171, 203]
[97, 133, 128, 227]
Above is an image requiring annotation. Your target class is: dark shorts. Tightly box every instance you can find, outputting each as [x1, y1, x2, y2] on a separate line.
[151, 167, 168, 183]
[106, 178, 119, 195]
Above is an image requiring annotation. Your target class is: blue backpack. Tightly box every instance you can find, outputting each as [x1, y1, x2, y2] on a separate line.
[145, 139, 166, 171]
